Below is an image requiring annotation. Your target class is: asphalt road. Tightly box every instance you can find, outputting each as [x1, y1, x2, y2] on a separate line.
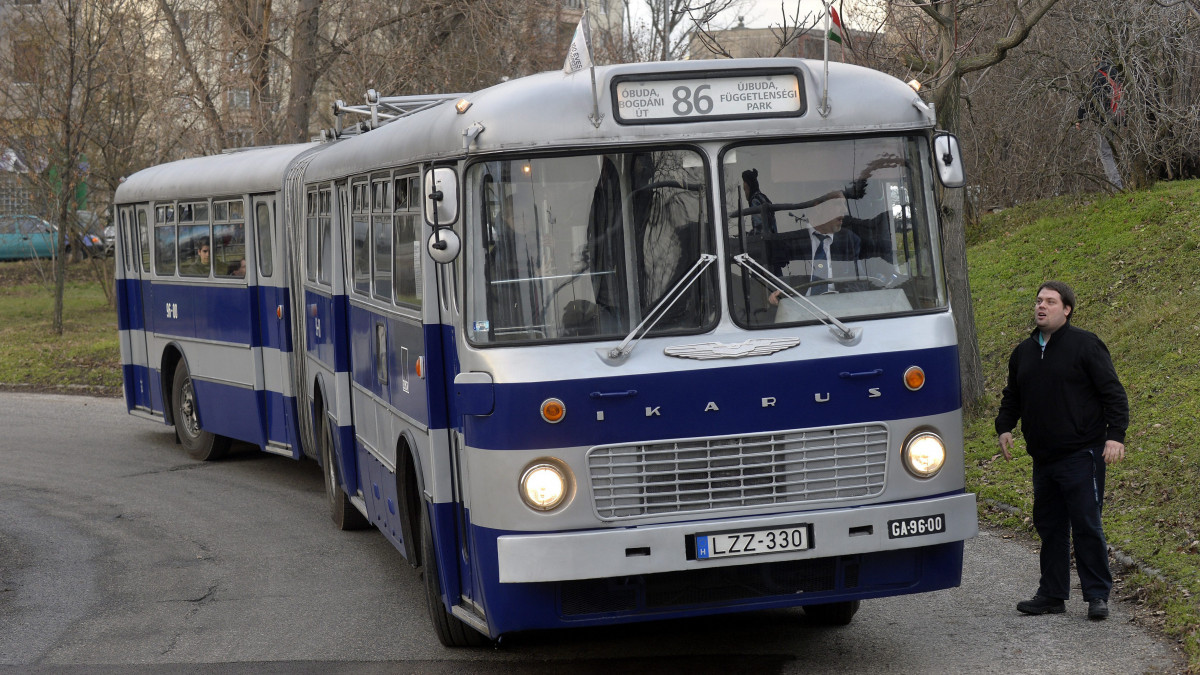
[0, 392, 1184, 674]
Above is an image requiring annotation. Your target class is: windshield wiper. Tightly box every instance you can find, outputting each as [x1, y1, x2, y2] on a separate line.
[733, 253, 862, 346]
[598, 253, 716, 365]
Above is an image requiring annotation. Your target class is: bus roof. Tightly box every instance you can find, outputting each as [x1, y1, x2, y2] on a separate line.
[303, 58, 934, 181]
[115, 59, 934, 203]
[115, 142, 319, 204]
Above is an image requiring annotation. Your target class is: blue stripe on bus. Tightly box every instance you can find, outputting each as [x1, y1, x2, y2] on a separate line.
[122, 363, 163, 416]
[459, 345, 960, 451]
[305, 289, 350, 374]
[347, 305, 431, 427]
[148, 282, 255, 345]
[424, 323, 456, 431]
[116, 278, 144, 332]
[192, 378, 267, 445]
[255, 284, 294, 353]
[123, 362, 300, 452]
[118, 278, 295, 352]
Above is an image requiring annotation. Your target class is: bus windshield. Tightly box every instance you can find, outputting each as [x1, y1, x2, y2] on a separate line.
[724, 136, 947, 328]
[465, 150, 717, 345]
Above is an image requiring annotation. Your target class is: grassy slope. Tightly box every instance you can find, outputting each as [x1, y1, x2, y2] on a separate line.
[0, 263, 121, 394]
[966, 180, 1200, 666]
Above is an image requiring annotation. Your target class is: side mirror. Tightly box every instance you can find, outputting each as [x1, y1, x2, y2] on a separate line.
[427, 229, 460, 264]
[425, 167, 458, 226]
[933, 133, 965, 188]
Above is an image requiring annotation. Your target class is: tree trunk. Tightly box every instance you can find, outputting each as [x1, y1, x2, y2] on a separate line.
[284, 0, 321, 143]
[933, 55, 986, 409]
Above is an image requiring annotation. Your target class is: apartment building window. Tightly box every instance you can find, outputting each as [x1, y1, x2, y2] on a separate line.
[13, 40, 42, 83]
[230, 89, 251, 110]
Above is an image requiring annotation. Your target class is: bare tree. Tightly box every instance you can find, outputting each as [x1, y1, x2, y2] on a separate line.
[600, 0, 745, 63]
[0, 0, 127, 332]
[865, 0, 1064, 408]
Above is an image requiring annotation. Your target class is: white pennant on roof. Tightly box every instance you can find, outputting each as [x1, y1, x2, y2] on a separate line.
[563, 14, 593, 74]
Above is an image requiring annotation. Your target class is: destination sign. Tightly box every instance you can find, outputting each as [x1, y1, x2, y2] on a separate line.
[613, 73, 803, 124]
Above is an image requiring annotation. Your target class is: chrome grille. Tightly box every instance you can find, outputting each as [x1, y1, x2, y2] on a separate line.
[587, 424, 888, 520]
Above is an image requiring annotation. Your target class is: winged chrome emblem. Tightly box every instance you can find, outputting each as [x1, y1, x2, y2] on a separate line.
[664, 337, 800, 360]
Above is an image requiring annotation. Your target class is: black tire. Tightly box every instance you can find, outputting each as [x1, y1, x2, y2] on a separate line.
[171, 363, 230, 461]
[803, 599, 861, 626]
[420, 504, 490, 647]
[319, 412, 369, 531]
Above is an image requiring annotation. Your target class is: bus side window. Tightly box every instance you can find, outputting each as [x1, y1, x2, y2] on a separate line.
[154, 204, 177, 275]
[306, 188, 319, 282]
[394, 175, 420, 308]
[214, 199, 246, 279]
[351, 181, 370, 295]
[318, 188, 332, 285]
[119, 210, 132, 273]
[255, 202, 273, 278]
[138, 209, 151, 273]
[372, 176, 392, 301]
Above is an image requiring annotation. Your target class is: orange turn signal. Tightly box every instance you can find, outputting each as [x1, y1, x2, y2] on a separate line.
[904, 366, 926, 391]
[541, 398, 566, 424]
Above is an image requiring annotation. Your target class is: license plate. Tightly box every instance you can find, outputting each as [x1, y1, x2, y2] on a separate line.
[695, 524, 811, 560]
[887, 514, 946, 539]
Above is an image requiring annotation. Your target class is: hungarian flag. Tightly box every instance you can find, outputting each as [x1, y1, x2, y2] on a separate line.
[827, 4, 853, 51]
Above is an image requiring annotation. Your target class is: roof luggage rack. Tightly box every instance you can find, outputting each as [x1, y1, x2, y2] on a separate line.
[324, 89, 466, 140]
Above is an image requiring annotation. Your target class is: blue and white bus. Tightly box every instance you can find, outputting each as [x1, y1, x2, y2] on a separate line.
[114, 57, 978, 645]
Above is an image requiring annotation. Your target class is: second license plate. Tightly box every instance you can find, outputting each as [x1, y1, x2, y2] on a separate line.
[695, 524, 811, 560]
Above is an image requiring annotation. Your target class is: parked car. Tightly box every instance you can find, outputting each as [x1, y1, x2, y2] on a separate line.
[103, 223, 115, 256]
[75, 210, 105, 258]
[0, 214, 56, 261]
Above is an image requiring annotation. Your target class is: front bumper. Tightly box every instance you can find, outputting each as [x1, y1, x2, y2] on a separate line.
[497, 491, 977, 583]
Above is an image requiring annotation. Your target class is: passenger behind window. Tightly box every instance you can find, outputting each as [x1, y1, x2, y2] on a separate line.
[181, 240, 211, 276]
[225, 258, 246, 278]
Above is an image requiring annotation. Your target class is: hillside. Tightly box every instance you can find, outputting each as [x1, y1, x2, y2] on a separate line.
[965, 180, 1200, 666]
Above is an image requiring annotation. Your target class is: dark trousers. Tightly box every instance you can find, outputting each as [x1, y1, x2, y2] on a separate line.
[1032, 447, 1112, 601]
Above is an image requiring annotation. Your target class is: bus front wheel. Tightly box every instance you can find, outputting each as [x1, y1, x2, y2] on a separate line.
[421, 504, 490, 647]
[171, 364, 230, 461]
[803, 600, 861, 626]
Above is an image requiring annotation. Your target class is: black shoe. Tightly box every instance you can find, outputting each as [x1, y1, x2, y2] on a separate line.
[1087, 598, 1109, 620]
[1017, 595, 1066, 615]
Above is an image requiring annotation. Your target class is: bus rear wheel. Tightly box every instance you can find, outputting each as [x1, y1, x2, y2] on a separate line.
[420, 504, 490, 647]
[171, 364, 230, 461]
[803, 600, 861, 626]
[319, 413, 368, 531]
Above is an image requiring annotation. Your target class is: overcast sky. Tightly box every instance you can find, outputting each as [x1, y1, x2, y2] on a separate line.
[732, 0, 831, 28]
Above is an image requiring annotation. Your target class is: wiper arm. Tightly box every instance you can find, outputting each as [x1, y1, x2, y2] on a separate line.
[598, 253, 716, 365]
[733, 253, 862, 346]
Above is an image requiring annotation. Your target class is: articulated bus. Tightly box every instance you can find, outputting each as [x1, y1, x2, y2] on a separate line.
[114, 58, 978, 645]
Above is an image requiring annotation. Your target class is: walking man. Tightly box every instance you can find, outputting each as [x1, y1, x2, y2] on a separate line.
[995, 281, 1128, 620]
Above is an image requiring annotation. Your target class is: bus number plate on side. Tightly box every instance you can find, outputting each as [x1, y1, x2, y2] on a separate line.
[695, 524, 811, 560]
[887, 514, 946, 539]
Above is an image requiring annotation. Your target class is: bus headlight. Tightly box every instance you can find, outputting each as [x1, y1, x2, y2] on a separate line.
[903, 431, 946, 478]
[519, 460, 572, 511]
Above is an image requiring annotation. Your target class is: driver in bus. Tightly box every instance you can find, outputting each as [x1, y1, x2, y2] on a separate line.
[768, 193, 863, 303]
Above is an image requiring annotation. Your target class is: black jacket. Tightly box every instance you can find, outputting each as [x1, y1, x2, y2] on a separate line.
[995, 323, 1128, 464]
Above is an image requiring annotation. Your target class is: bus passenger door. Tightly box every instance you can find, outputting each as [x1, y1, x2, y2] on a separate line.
[426, 168, 484, 627]
[118, 205, 156, 415]
[251, 194, 298, 456]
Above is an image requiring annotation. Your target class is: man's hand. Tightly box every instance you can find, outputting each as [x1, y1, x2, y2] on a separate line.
[998, 432, 1014, 461]
[1103, 440, 1125, 464]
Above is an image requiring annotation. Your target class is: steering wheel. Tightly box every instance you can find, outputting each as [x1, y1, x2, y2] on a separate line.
[786, 275, 890, 295]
